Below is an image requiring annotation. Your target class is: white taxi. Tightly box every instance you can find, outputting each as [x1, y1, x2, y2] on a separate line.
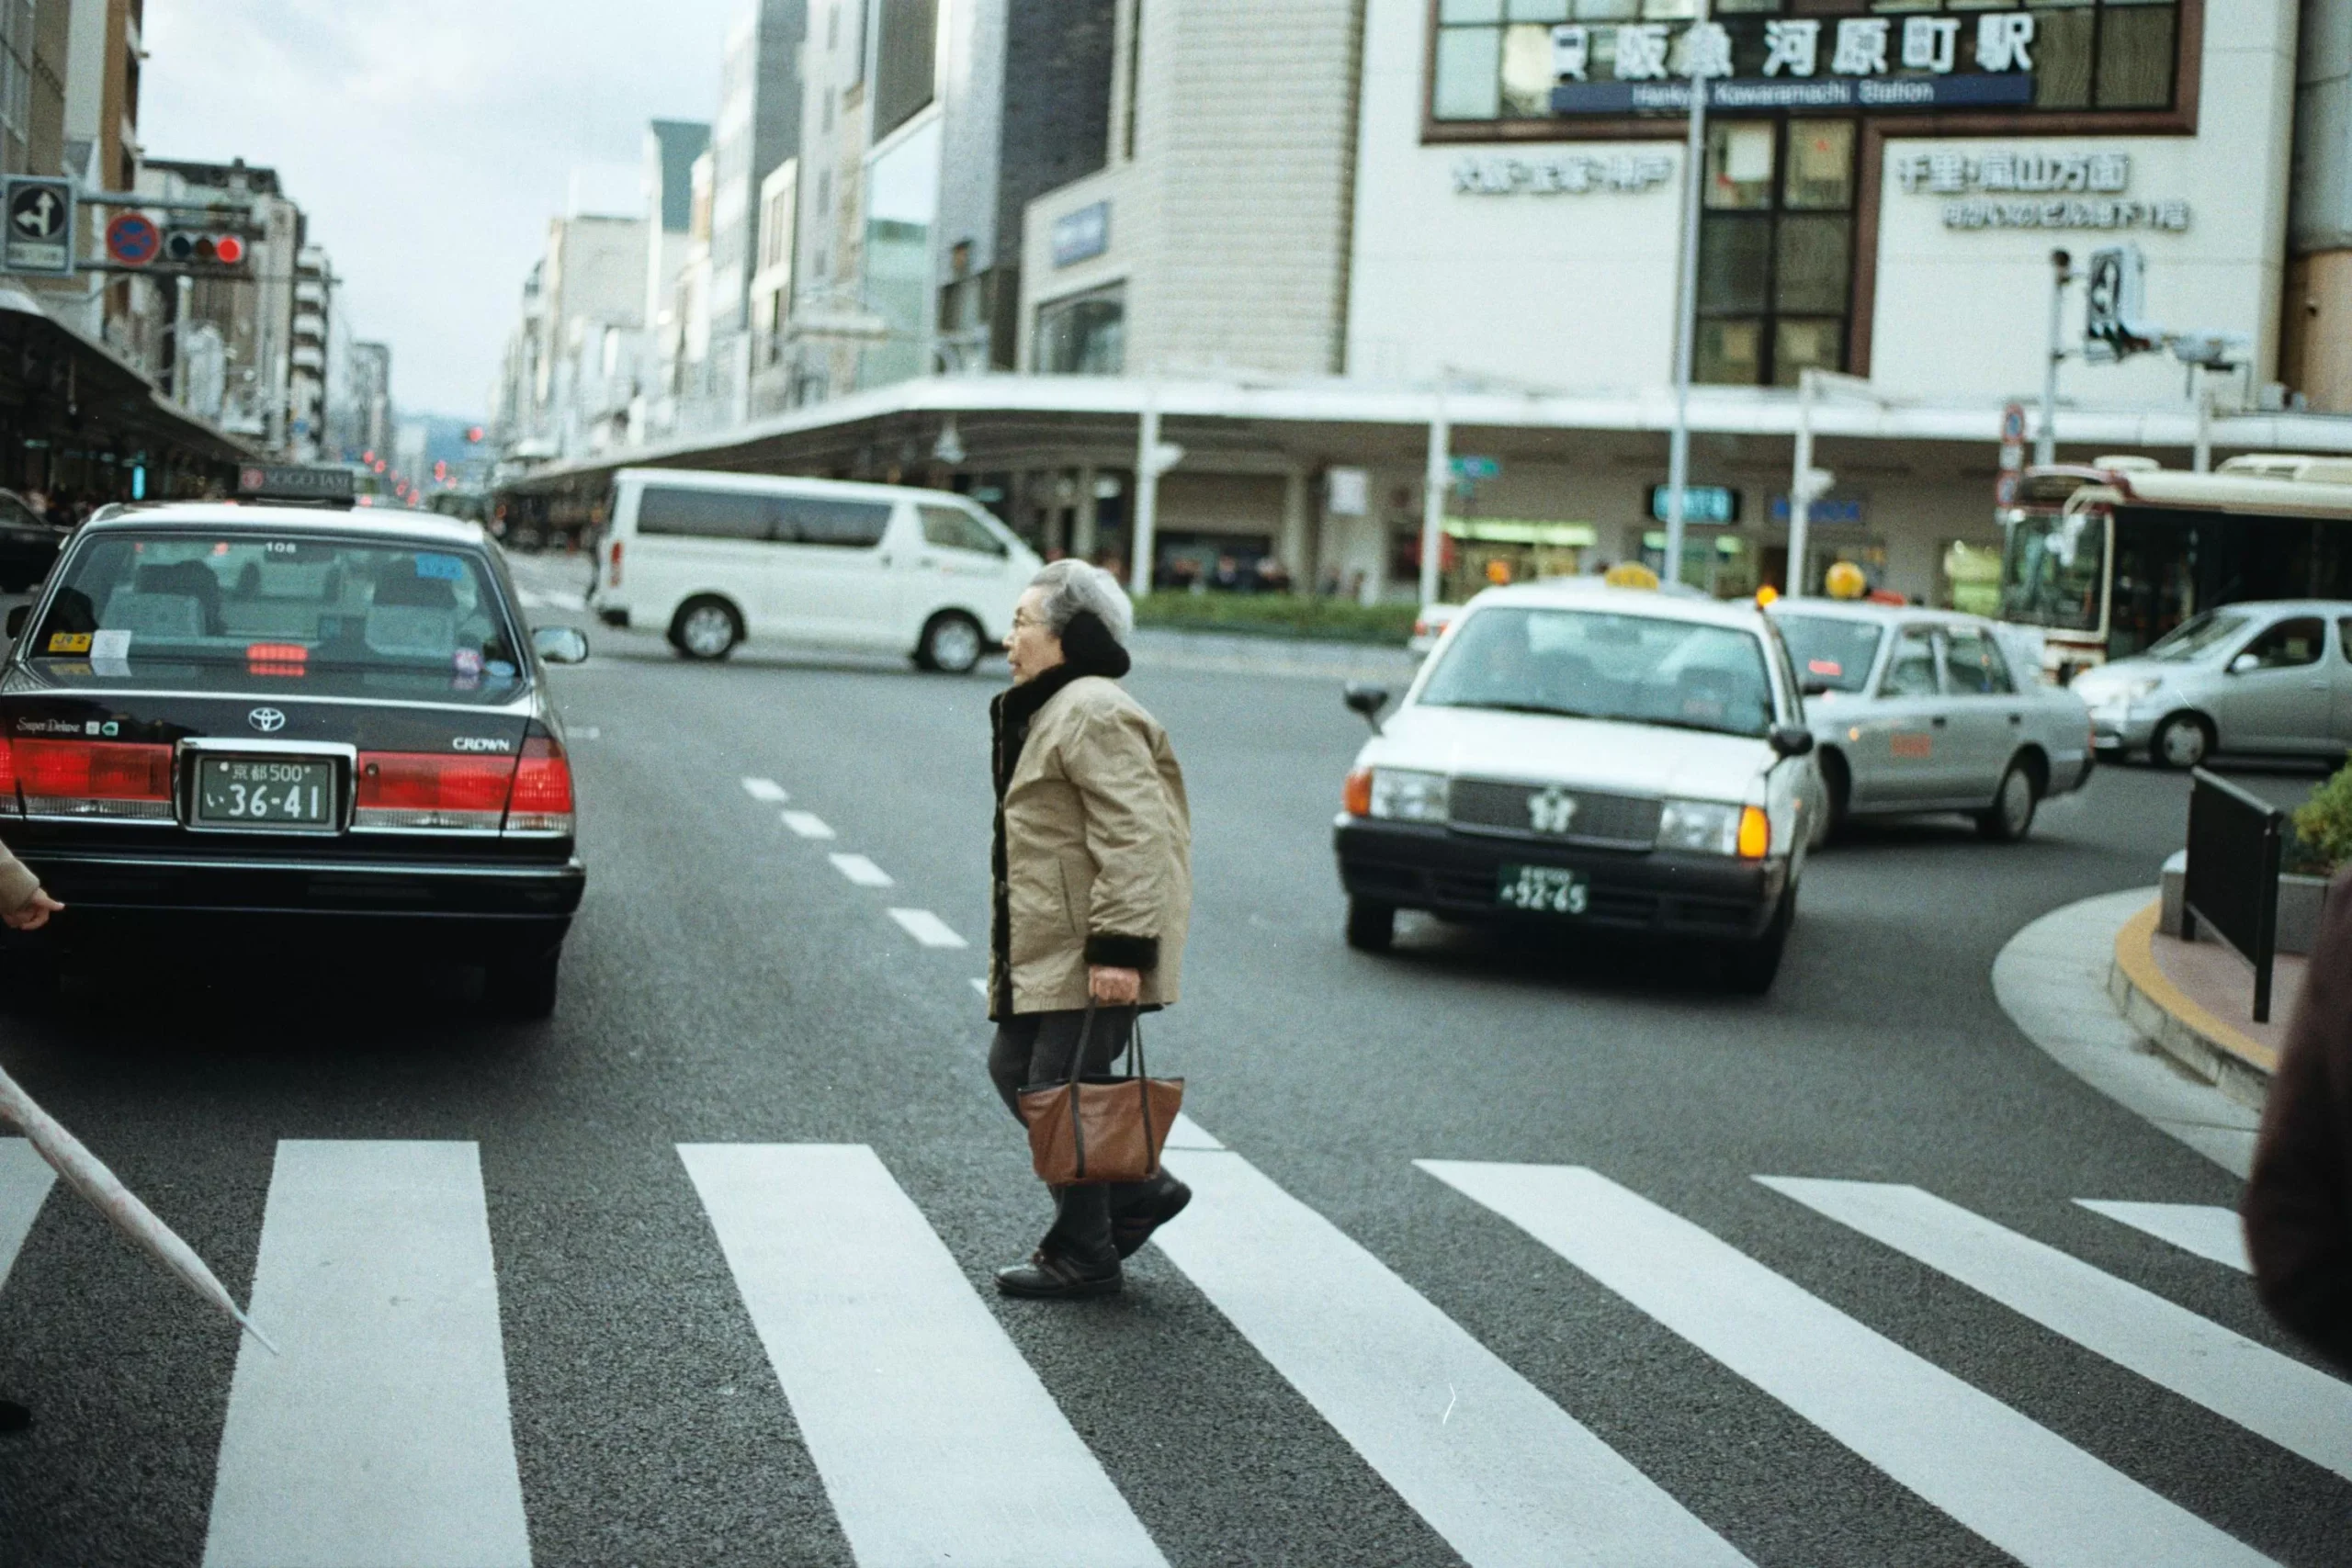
[1333, 579, 1817, 992]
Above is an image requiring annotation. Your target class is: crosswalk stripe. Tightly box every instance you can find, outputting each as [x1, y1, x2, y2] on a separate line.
[2076, 1200, 2249, 1273]
[1156, 1144, 1752, 1568]
[781, 810, 835, 840]
[888, 908, 967, 948]
[829, 852, 894, 887]
[680, 1143, 1166, 1567]
[1422, 1162, 2273, 1568]
[741, 777, 789, 803]
[202, 1141, 531, 1568]
[1766, 1179, 2352, 1479]
[0, 1138, 54, 1291]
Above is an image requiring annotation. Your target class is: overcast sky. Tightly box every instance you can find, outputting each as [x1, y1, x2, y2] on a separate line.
[141, 0, 742, 417]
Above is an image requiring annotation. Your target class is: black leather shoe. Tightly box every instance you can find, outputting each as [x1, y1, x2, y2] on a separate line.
[1112, 1175, 1193, 1259]
[994, 1248, 1122, 1300]
[0, 1399, 28, 1433]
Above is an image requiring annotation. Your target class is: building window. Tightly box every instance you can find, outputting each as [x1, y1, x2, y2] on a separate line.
[875, 0, 939, 137]
[1036, 286, 1126, 375]
[1696, 118, 1854, 387]
[1428, 0, 2179, 122]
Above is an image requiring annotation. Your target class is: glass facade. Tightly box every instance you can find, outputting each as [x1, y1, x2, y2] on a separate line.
[1697, 118, 1855, 385]
[1035, 286, 1126, 375]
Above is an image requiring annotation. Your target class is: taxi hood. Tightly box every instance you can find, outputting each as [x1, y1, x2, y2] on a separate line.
[1362, 702, 1775, 803]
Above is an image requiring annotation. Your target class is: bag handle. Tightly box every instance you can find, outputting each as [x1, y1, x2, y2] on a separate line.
[1058, 1001, 1160, 1183]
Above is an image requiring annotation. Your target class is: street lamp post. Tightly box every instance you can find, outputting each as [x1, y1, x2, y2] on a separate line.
[1785, 367, 1878, 598]
[1420, 376, 1450, 609]
[1662, 0, 1713, 591]
[2037, 247, 2074, 467]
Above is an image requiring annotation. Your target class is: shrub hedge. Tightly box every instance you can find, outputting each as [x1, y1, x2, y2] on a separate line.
[1131, 592, 1419, 645]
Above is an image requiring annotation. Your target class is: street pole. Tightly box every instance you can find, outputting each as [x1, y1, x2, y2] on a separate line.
[2190, 361, 2211, 473]
[1663, 0, 1712, 590]
[2037, 247, 2070, 467]
[1789, 367, 1816, 599]
[1420, 376, 1450, 609]
[1130, 374, 1160, 598]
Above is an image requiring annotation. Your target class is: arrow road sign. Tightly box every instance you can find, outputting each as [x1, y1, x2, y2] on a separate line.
[3, 177, 73, 276]
[105, 212, 159, 267]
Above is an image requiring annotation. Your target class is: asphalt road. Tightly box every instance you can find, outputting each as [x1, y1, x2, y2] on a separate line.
[0, 558, 2345, 1565]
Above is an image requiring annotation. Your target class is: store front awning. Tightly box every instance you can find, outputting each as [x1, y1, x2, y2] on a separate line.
[0, 287, 257, 478]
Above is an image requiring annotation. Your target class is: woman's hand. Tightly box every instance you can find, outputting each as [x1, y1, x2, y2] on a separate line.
[1088, 964, 1141, 1005]
[4, 890, 62, 931]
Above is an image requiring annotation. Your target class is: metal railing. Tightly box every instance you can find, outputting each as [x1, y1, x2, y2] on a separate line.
[2182, 767, 2284, 1022]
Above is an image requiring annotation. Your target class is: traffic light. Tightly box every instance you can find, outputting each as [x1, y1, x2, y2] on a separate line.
[163, 230, 250, 268]
[466, 426, 485, 444]
[434, 460, 448, 482]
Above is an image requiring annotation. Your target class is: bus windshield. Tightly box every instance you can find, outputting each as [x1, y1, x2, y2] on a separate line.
[2000, 509, 2106, 633]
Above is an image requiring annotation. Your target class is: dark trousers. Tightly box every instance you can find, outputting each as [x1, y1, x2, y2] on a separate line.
[989, 1007, 1151, 1268]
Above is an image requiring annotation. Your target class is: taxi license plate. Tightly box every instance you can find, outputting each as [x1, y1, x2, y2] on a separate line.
[1498, 864, 1588, 915]
[195, 757, 337, 829]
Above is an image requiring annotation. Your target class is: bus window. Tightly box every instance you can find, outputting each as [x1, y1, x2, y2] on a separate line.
[2000, 511, 2105, 633]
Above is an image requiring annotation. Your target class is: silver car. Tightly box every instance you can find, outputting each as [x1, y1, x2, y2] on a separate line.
[2069, 600, 2352, 768]
[1769, 602, 2095, 842]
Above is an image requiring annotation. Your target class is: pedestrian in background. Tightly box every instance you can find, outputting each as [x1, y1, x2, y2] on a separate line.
[0, 832, 62, 1433]
[986, 559, 1193, 1299]
[2245, 873, 2352, 1373]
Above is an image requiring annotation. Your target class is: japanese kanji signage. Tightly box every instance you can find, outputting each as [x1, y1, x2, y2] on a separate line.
[1894, 150, 2192, 232]
[1547, 16, 2036, 115]
[1453, 152, 1673, 197]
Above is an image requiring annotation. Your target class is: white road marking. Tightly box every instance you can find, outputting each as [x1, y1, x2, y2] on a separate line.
[515, 589, 587, 612]
[829, 852, 894, 887]
[571, 727, 601, 740]
[1162, 1113, 1225, 1151]
[780, 810, 835, 840]
[2076, 1200, 2249, 1273]
[969, 976, 989, 997]
[1422, 1162, 2273, 1568]
[1155, 1143, 1752, 1568]
[1768, 1179, 2351, 1479]
[0, 1139, 55, 1291]
[889, 908, 968, 948]
[741, 777, 788, 803]
[203, 1141, 531, 1568]
[680, 1144, 1167, 1567]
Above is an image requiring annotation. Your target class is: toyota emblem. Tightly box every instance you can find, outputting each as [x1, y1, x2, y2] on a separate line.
[247, 707, 287, 734]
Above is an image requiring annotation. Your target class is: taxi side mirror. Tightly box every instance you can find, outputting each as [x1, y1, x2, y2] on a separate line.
[1770, 724, 1816, 758]
[4, 605, 25, 640]
[533, 625, 591, 666]
[1801, 678, 1832, 698]
[1343, 682, 1390, 735]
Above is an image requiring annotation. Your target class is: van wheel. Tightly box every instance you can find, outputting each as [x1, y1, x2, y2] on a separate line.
[915, 612, 985, 674]
[1345, 898, 1396, 953]
[670, 597, 741, 660]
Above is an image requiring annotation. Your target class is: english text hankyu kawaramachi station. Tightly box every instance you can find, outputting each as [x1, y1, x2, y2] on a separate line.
[502, 0, 2352, 609]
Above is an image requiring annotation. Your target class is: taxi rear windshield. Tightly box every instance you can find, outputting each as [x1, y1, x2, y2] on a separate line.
[30, 535, 521, 689]
[1773, 615, 1884, 693]
[1420, 606, 1776, 738]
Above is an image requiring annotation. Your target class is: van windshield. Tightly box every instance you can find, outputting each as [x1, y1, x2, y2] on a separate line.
[1420, 606, 1776, 738]
[2143, 610, 2251, 662]
[28, 532, 524, 700]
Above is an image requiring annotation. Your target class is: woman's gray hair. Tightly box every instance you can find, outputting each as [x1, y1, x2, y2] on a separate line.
[1029, 558, 1134, 645]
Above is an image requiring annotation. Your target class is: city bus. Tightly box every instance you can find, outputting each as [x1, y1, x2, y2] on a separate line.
[1998, 454, 2352, 679]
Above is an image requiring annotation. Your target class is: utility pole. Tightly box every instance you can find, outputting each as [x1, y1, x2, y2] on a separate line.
[1662, 0, 1713, 590]
[2037, 247, 2073, 467]
[1420, 376, 1450, 609]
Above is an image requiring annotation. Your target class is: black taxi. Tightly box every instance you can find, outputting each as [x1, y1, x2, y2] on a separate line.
[0, 486, 588, 1015]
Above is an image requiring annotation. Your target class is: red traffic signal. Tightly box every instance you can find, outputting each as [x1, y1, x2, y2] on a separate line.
[433, 460, 448, 481]
[466, 426, 485, 443]
[163, 230, 252, 268]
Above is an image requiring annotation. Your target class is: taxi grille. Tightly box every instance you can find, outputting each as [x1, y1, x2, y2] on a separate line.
[1448, 779, 1662, 849]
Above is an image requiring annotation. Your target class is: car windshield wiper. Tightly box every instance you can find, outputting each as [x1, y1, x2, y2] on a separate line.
[1430, 699, 1606, 720]
[1635, 716, 1764, 739]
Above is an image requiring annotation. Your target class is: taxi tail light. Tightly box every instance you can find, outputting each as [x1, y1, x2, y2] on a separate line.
[0, 736, 15, 814]
[505, 737, 574, 835]
[1737, 805, 1770, 860]
[15, 739, 173, 819]
[355, 750, 512, 832]
[1343, 766, 1373, 818]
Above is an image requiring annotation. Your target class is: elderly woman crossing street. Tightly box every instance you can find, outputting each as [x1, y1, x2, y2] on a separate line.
[986, 560, 1193, 1299]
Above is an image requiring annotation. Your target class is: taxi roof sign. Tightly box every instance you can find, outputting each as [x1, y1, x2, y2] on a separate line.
[236, 465, 355, 505]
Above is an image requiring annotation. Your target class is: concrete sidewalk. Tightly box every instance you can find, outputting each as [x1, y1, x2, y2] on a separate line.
[2109, 901, 2298, 1111]
[1995, 890, 2263, 1177]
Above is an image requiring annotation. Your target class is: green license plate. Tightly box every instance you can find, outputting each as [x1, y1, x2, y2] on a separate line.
[1498, 863, 1589, 915]
[195, 757, 336, 829]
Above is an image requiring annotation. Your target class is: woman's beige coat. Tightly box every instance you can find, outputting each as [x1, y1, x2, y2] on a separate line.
[989, 674, 1192, 1016]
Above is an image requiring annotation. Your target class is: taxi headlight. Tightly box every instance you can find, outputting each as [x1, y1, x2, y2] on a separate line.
[1657, 798, 1743, 855]
[1370, 768, 1450, 822]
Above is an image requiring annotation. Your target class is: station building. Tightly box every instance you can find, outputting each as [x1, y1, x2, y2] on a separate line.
[507, 0, 2352, 608]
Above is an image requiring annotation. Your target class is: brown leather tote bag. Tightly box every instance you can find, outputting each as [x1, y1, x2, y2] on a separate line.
[1017, 1004, 1184, 1186]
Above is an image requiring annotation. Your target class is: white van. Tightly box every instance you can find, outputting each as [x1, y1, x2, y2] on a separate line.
[591, 468, 1041, 671]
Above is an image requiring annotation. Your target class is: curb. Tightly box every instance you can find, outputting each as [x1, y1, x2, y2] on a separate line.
[2107, 899, 2276, 1111]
